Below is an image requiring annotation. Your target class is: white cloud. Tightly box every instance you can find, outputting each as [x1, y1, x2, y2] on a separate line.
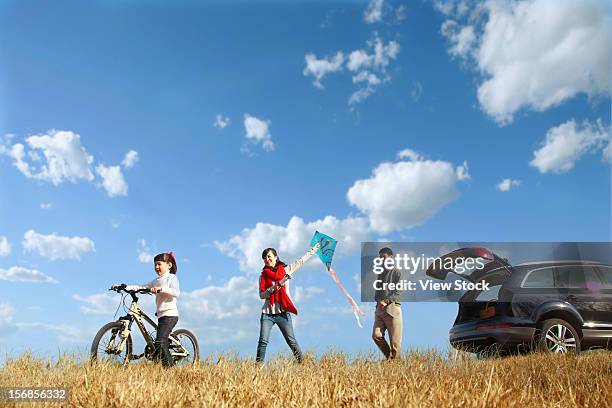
[478, 0, 610, 124]
[137, 239, 154, 263]
[410, 81, 423, 102]
[320, 10, 334, 29]
[243, 114, 274, 152]
[304, 35, 400, 107]
[0, 236, 11, 256]
[0, 303, 16, 336]
[2, 130, 136, 197]
[74, 290, 154, 318]
[215, 215, 369, 273]
[303, 52, 345, 89]
[347, 35, 399, 73]
[373, 36, 400, 67]
[293, 286, 325, 303]
[435, 0, 474, 18]
[40, 202, 52, 210]
[603, 142, 612, 163]
[353, 272, 362, 295]
[8, 144, 27, 173]
[95, 164, 128, 197]
[441, 20, 476, 58]
[0, 304, 14, 321]
[214, 114, 231, 129]
[347, 150, 469, 233]
[121, 150, 139, 168]
[437, 0, 611, 124]
[1, 131, 137, 200]
[397, 148, 422, 161]
[395, 4, 407, 22]
[72, 293, 119, 315]
[530, 119, 610, 174]
[315, 306, 355, 315]
[434, 0, 455, 16]
[348, 87, 377, 106]
[364, 0, 384, 24]
[23, 229, 95, 261]
[138, 252, 152, 263]
[0, 266, 58, 283]
[349, 35, 400, 106]
[16, 322, 91, 344]
[353, 71, 382, 86]
[6, 130, 94, 185]
[0, 139, 8, 155]
[496, 178, 521, 192]
[217, 149, 470, 268]
[456, 160, 471, 181]
[347, 50, 374, 72]
[180, 276, 261, 344]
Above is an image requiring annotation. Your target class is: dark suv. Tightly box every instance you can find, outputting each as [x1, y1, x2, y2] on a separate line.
[426, 247, 612, 354]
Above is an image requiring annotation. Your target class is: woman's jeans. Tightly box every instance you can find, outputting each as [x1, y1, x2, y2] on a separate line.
[256, 312, 303, 363]
[155, 316, 178, 367]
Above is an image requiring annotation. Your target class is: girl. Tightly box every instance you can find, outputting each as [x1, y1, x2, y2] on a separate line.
[256, 243, 320, 363]
[114, 252, 180, 367]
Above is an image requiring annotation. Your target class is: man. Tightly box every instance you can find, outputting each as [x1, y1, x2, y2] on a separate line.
[372, 247, 403, 359]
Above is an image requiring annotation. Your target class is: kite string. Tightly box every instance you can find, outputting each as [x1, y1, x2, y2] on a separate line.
[327, 267, 365, 328]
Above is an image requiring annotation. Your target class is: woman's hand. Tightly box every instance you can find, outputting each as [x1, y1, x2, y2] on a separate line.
[268, 282, 281, 294]
[151, 287, 162, 294]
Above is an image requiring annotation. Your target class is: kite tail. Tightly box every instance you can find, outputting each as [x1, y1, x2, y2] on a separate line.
[327, 267, 366, 328]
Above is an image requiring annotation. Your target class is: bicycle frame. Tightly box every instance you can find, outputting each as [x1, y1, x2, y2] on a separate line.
[115, 295, 189, 360]
[115, 301, 157, 350]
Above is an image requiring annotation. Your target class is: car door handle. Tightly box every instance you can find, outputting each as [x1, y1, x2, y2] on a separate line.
[566, 295, 578, 301]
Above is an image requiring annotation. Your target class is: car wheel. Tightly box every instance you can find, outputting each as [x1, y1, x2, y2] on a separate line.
[536, 318, 581, 354]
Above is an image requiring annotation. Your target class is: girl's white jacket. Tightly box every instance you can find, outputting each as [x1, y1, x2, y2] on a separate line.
[126, 272, 180, 318]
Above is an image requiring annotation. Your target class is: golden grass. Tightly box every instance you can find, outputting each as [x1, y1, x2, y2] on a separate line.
[1, 350, 611, 407]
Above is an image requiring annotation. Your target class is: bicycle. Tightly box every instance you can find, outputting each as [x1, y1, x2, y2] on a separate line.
[90, 285, 199, 366]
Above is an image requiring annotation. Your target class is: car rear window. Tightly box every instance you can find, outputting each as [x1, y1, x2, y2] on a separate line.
[474, 284, 501, 301]
[554, 266, 603, 289]
[554, 266, 587, 288]
[596, 266, 612, 289]
[522, 267, 554, 288]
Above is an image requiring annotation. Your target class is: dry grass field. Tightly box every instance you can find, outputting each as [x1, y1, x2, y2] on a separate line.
[1, 350, 611, 407]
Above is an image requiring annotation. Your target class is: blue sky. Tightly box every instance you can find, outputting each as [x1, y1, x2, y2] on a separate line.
[0, 0, 610, 361]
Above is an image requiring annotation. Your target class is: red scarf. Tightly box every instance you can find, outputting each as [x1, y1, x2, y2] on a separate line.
[260, 263, 298, 315]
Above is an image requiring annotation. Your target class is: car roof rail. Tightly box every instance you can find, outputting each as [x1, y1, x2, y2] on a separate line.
[513, 260, 604, 267]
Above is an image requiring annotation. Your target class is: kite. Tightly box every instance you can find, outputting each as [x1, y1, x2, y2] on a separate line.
[310, 231, 365, 328]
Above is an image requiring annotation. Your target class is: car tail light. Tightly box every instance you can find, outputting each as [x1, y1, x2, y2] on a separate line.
[472, 247, 494, 260]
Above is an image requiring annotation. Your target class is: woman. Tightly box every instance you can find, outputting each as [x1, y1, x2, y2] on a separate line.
[256, 243, 320, 363]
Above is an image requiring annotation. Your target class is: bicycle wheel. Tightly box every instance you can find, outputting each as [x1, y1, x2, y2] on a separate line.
[90, 321, 132, 365]
[169, 328, 199, 366]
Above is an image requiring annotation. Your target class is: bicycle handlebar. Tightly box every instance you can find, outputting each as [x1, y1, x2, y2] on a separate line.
[109, 285, 152, 295]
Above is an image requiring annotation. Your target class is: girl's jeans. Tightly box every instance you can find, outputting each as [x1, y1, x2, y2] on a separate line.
[155, 316, 178, 367]
[256, 312, 303, 363]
